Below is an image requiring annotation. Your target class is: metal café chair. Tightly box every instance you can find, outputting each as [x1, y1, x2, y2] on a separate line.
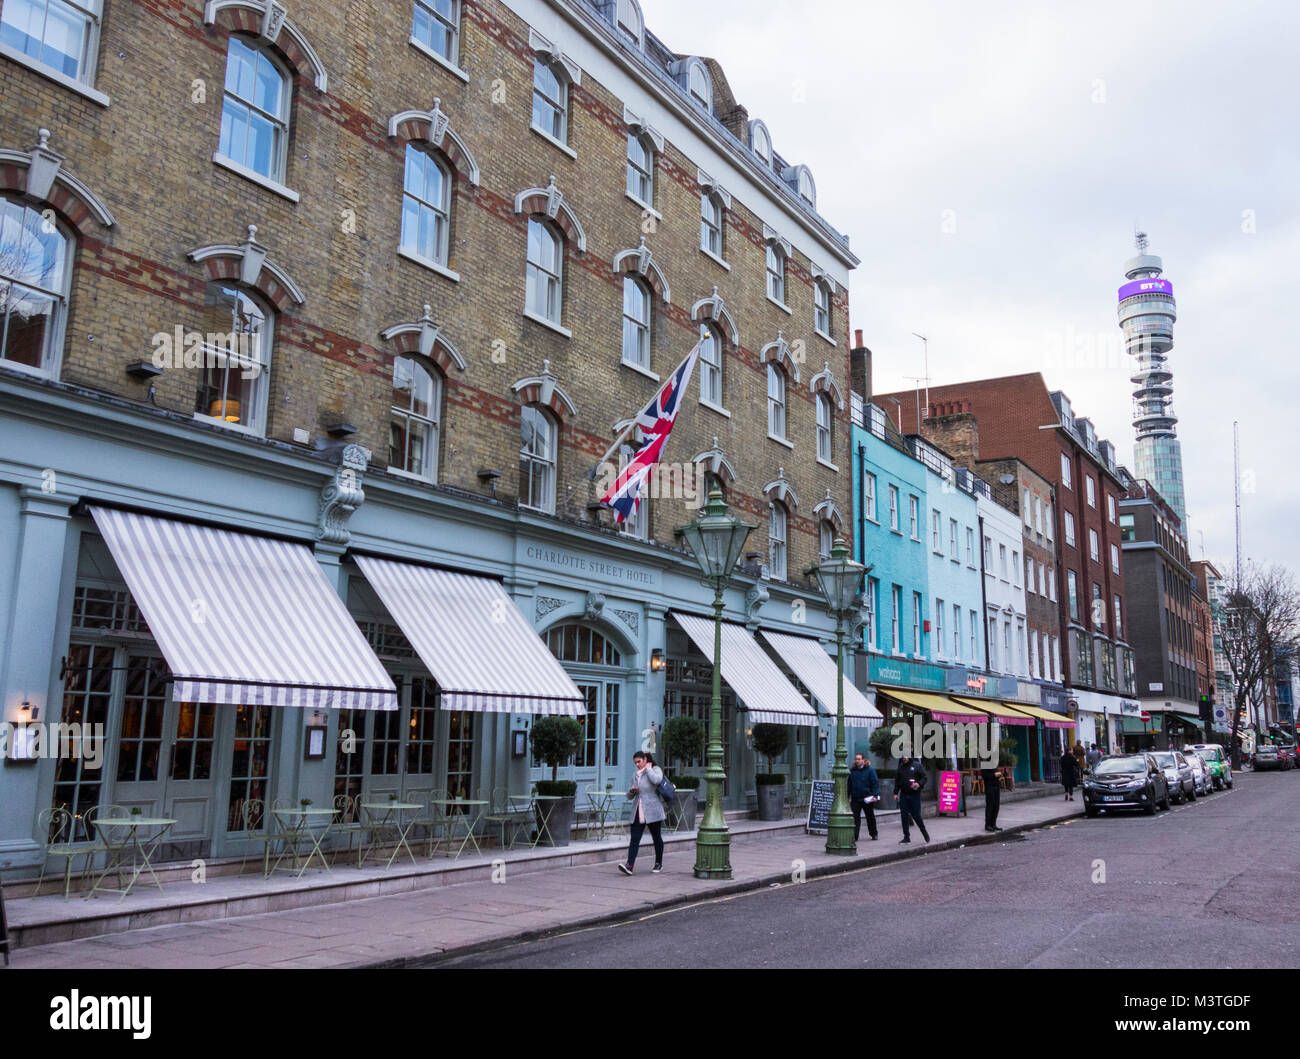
[82, 804, 129, 893]
[235, 798, 276, 878]
[331, 794, 368, 868]
[416, 788, 451, 858]
[484, 787, 529, 850]
[34, 807, 98, 899]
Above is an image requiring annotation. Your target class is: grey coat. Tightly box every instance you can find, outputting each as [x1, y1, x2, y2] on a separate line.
[627, 764, 667, 824]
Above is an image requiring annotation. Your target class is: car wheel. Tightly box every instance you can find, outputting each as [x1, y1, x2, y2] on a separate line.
[1144, 789, 1157, 815]
[1160, 790, 1171, 810]
[1085, 805, 1098, 818]
[1187, 785, 1196, 801]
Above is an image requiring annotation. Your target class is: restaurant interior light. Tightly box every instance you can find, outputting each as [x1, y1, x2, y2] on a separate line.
[650, 648, 665, 673]
[208, 398, 241, 423]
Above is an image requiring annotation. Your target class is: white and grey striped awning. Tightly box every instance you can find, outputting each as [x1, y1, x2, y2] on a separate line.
[89, 507, 397, 710]
[672, 613, 819, 727]
[354, 556, 585, 715]
[759, 630, 883, 728]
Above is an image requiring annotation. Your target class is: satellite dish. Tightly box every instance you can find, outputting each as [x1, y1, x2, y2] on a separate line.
[999, 473, 1015, 485]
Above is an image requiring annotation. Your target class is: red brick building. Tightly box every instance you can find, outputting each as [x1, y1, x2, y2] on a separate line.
[875, 373, 1136, 748]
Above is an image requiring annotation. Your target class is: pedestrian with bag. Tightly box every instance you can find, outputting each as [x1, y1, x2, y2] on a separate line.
[618, 750, 666, 875]
[848, 752, 880, 841]
[893, 753, 931, 844]
[1060, 746, 1079, 800]
[1072, 741, 1087, 778]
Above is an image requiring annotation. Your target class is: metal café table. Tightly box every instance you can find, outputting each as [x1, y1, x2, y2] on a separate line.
[88, 816, 177, 899]
[359, 801, 422, 868]
[585, 790, 617, 839]
[269, 807, 336, 877]
[427, 798, 488, 859]
[530, 794, 567, 847]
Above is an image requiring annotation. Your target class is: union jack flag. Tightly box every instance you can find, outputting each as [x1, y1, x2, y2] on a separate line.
[600, 341, 701, 524]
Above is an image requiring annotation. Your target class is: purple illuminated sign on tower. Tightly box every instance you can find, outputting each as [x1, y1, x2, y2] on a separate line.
[1117, 278, 1174, 301]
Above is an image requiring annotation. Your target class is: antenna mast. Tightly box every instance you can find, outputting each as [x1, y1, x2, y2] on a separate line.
[1233, 420, 1242, 584]
[909, 332, 930, 432]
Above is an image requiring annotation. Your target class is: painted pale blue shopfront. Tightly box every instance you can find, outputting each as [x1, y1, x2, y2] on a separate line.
[0, 373, 846, 875]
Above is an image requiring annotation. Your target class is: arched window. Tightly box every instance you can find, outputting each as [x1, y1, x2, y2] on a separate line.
[767, 362, 787, 439]
[797, 167, 816, 207]
[687, 60, 711, 111]
[531, 56, 568, 142]
[400, 144, 451, 267]
[218, 36, 291, 183]
[765, 243, 786, 304]
[194, 283, 273, 434]
[525, 217, 563, 325]
[816, 393, 833, 462]
[700, 192, 723, 257]
[751, 121, 772, 165]
[389, 355, 441, 480]
[520, 404, 556, 513]
[814, 281, 832, 336]
[626, 131, 653, 206]
[547, 622, 622, 666]
[698, 322, 722, 407]
[614, 0, 643, 46]
[621, 276, 650, 371]
[0, 195, 70, 375]
[769, 501, 788, 580]
[819, 519, 834, 561]
[412, 0, 459, 65]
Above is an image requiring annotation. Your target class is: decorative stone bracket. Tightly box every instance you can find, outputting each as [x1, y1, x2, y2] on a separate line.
[317, 444, 369, 544]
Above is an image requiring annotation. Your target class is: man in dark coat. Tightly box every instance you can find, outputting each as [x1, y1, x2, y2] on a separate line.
[980, 761, 1002, 832]
[1060, 746, 1080, 800]
[893, 753, 931, 844]
[847, 752, 880, 841]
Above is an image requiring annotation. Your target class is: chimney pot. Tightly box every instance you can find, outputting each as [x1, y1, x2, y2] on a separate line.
[854, 329, 864, 348]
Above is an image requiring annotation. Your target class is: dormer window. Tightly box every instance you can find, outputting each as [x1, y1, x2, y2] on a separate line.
[680, 58, 711, 111]
[750, 120, 772, 165]
[615, 0, 643, 46]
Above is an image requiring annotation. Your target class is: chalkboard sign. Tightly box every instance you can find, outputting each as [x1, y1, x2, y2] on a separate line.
[805, 780, 836, 834]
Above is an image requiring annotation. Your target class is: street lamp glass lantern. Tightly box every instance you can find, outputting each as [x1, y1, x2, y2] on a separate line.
[678, 486, 754, 582]
[813, 535, 866, 614]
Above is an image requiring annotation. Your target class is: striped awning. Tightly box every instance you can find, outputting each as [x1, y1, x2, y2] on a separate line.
[877, 687, 989, 724]
[948, 696, 1036, 726]
[672, 613, 819, 726]
[89, 507, 396, 710]
[354, 556, 584, 715]
[759, 630, 883, 727]
[1004, 702, 1077, 729]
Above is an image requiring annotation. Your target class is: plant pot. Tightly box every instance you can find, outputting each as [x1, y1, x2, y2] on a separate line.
[535, 796, 575, 846]
[756, 782, 786, 821]
[671, 789, 698, 831]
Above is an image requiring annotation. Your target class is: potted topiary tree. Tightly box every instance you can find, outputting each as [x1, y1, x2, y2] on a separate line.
[529, 716, 583, 846]
[661, 716, 705, 831]
[751, 723, 790, 820]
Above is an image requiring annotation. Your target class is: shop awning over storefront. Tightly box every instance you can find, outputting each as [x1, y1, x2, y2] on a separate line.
[948, 696, 1035, 726]
[1118, 717, 1159, 734]
[672, 614, 819, 726]
[1003, 703, 1077, 729]
[1173, 713, 1205, 728]
[89, 507, 397, 710]
[759, 631, 883, 727]
[877, 688, 989, 724]
[354, 555, 585, 715]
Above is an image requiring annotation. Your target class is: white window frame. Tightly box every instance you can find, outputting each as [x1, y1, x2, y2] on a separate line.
[765, 243, 786, 306]
[909, 496, 920, 540]
[1045, 502, 1054, 541]
[0, 0, 105, 100]
[934, 598, 945, 659]
[953, 603, 961, 660]
[970, 610, 979, 663]
[931, 510, 942, 553]
[626, 130, 653, 206]
[0, 195, 72, 377]
[816, 393, 833, 463]
[1111, 543, 1120, 574]
[217, 34, 292, 185]
[399, 143, 451, 268]
[966, 527, 975, 567]
[1023, 489, 1032, 526]
[1060, 453, 1072, 490]
[949, 518, 958, 561]
[767, 362, 787, 440]
[621, 275, 651, 371]
[891, 587, 902, 653]
[531, 55, 569, 144]
[192, 282, 273, 437]
[912, 593, 922, 656]
[525, 217, 564, 325]
[818, 520, 833, 561]
[1086, 475, 1096, 508]
[865, 473, 878, 522]
[987, 616, 998, 670]
[1028, 627, 1038, 677]
[769, 501, 788, 580]
[698, 322, 723, 408]
[865, 578, 877, 650]
[412, 0, 460, 66]
[519, 404, 557, 513]
[700, 192, 723, 258]
[814, 280, 832, 337]
[1089, 528, 1100, 563]
[388, 355, 441, 482]
[1013, 550, 1021, 586]
[888, 485, 899, 532]
[1064, 511, 1076, 547]
[1107, 493, 1117, 524]
[999, 544, 1008, 580]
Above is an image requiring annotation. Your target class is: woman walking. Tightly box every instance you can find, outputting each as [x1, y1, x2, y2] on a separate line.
[1060, 746, 1080, 801]
[618, 750, 665, 875]
[1073, 741, 1087, 778]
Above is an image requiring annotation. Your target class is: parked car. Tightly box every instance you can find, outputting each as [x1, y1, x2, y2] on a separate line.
[1277, 744, 1296, 770]
[1151, 750, 1195, 803]
[1184, 744, 1234, 790]
[1254, 744, 1280, 770]
[1184, 750, 1212, 795]
[1083, 754, 1169, 816]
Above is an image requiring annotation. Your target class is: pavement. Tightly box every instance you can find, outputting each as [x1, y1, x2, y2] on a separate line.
[447, 770, 1293, 969]
[7, 789, 1083, 968]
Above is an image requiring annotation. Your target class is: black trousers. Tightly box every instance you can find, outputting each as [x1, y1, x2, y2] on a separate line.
[898, 793, 928, 839]
[981, 770, 1001, 827]
[851, 798, 877, 840]
[626, 818, 663, 867]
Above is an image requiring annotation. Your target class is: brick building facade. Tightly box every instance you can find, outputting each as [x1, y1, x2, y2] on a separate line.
[874, 374, 1136, 748]
[0, 0, 863, 870]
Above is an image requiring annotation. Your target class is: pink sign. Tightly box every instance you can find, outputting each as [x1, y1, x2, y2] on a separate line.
[938, 770, 961, 814]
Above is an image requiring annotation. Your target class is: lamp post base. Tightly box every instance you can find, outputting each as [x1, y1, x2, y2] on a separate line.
[825, 812, 857, 856]
[693, 825, 732, 879]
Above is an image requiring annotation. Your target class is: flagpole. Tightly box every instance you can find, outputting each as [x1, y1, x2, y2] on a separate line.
[592, 338, 702, 473]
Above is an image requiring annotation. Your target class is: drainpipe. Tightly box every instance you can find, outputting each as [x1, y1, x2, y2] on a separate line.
[857, 441, 867, 567]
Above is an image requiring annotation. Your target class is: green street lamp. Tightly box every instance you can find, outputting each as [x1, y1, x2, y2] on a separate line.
[677, 485, 755, 880]
[812, 535, 868, 856]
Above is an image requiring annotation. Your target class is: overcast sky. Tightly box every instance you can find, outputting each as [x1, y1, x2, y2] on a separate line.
[647, 0, 1299, 574]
